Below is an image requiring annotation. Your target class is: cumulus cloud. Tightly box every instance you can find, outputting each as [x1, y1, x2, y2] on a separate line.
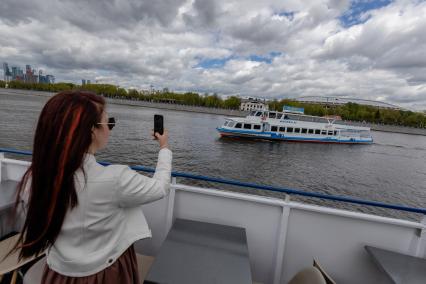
[0, 0, 425, 110]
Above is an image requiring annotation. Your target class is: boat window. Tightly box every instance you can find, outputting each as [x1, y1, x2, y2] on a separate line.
[321, 130, 327, 135]
[279, 127, 286, 132]
[295, 128, 301, 133]
[284, 115, 289, 119]
[328, 131, 333, 135]
[276, 113, 283, 119]
[287, 127, 293, 133]
[243, 123, 252, 129]
[249, 111, 256, 116]
[333, 131, 337, 136]
[235, 123, 242, 129]
[253, 124, 261, 130]
[315, 129, 321, 135]
[360, 130, 370, 138]
[269, 112, 276, 119]
[255, 112, 262, 116]
[224, 121, 229, 126]
[271, 126, 278, 132]
[301, 128, 307, 134]
[228, 122, 235, 127]
[308, 129, 314, 134]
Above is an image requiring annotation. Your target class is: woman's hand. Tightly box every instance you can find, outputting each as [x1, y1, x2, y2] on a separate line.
[153, 129, 169, 149]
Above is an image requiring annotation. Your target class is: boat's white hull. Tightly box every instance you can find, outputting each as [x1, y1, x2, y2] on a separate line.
[217, 112, 374, 144]
[217, 127, 373, 144]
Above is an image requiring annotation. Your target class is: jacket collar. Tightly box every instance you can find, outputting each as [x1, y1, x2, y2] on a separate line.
[83, 153, 96, 164]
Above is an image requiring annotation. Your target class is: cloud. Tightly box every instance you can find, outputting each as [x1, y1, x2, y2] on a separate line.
[183, 0, 222, 27]
[0, 0, 425, 110]
[0, 0, 186, 29]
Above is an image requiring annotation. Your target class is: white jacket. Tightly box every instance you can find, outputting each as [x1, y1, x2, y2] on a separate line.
[24, 148, 172, 276]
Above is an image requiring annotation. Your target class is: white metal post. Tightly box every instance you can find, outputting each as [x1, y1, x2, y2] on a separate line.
[273, 201, 291, 284]
[0, 152, 4, 182]
[415, 216, 426, 258]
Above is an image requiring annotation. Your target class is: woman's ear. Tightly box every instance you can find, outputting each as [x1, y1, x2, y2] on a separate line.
[91, 127, 97, 140]
[89, 128, 98, 154]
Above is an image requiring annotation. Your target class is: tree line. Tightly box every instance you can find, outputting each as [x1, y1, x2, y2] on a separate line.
[269, 99, 426, 128]
[0, 80, 241, 109]
[0, 80, 425, 128]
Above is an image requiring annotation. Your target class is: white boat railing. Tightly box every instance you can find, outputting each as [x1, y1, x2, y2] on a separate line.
[0, 149, 425, 284]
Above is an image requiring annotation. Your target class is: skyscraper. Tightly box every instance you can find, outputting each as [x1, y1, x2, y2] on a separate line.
[24, 64, 37, 83]
[46, 75, 55, 84]
[3, 62, 11, 81]
[12, 67, 18, 79]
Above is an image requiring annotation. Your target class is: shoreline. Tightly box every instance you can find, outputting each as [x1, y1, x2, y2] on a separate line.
[0, 88, 247, 117]
[1, 88, 425, 136]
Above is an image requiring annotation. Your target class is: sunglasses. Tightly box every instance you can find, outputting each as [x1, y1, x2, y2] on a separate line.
[97, 117, 116, 130]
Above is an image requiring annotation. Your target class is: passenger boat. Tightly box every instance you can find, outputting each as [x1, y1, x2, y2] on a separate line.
[1, 148, 425, 284]
[217, 106, 373, 144]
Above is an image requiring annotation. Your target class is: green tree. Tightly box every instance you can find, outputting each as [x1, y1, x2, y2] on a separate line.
[183, 92, 202, 105]
[223, 96, 241, 109]
[204, 93, 223, 108]
[374, 109, 381, 123]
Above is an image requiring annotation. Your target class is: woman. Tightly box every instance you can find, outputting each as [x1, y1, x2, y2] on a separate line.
[13, 90, 172, 283]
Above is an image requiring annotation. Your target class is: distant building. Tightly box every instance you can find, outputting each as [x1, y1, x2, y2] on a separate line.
[11, 66, 23, 80]
[295, 96, 402, 110]
[38, 70, 50, 83]
[11, 67, 18, 78]
[46, 75, 55, 84]
[2, 63, 12, 82]
[23, 64, 37, 83]
[82, 79, 86, 85]
[240, 98, 269, 111]
[3, 62, 55, 84]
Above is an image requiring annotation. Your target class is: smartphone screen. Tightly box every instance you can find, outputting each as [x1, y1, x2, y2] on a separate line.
[154, 114, 164, 135]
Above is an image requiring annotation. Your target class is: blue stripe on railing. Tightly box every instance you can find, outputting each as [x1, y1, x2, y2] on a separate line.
[1, 148, 425, 215]
[0, 148, 32, 156]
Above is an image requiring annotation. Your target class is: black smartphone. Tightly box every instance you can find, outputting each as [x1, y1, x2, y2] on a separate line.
[154, 114, 164, 135]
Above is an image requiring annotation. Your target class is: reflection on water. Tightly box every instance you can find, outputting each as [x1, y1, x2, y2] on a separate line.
[1, 93, 425, 221]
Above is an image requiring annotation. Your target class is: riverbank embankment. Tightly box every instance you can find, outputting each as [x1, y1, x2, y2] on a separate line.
[1, 88, 425, 136]
[0, 88, 246, 116]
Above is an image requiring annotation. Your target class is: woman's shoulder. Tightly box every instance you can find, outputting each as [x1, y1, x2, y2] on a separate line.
[79, 162, 132, 183]
[104, 164, 141, 181]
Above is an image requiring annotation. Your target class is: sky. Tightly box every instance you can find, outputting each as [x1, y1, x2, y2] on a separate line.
[1, 0, 426, 110]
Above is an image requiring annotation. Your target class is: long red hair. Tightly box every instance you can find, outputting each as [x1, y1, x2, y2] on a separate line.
[13, 90, 105, 259]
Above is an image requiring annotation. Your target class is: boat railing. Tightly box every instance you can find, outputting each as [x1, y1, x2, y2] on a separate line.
[0, 147, 425, 215]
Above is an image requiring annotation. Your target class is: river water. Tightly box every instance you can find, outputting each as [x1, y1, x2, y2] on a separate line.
[1, 93, 425, 221]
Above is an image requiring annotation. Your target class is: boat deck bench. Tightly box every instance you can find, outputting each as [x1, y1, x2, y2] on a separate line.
[365, 245, 426, 284]
[145, 218, 252, 284]
[0, 180, 19, 239]
[0, 180, 18, 212]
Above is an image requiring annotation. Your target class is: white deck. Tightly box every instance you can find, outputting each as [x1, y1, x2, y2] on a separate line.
[1, 155, 425, 284]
